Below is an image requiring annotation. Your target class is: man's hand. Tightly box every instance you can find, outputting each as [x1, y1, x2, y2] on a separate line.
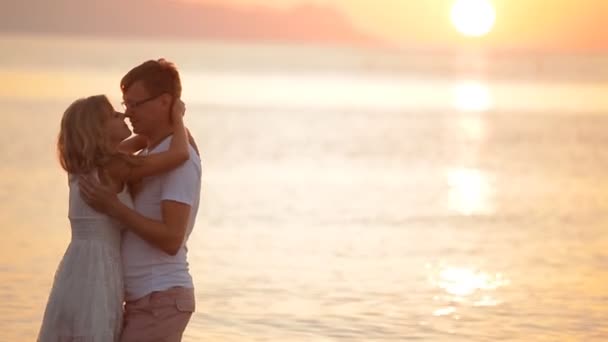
[78, 176, 120, 216]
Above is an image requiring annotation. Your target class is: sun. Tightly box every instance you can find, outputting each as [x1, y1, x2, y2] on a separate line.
[450, 0, 496, 37]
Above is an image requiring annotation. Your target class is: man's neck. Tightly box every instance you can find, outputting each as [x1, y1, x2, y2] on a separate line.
[146, 127, 174, 151]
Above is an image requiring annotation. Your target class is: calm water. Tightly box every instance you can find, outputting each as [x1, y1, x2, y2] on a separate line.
[1, 35, 608, 341]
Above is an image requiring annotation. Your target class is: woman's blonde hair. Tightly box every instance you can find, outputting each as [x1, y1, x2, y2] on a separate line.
[57, 95, 117, 174]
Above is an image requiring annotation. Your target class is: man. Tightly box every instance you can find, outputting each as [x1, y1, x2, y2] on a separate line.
[80, 59, 201, 342]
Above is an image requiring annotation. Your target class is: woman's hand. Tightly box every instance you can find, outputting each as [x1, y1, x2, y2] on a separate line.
[172, 99, 185, 124]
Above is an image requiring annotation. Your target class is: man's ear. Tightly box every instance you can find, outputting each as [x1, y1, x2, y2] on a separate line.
[160, 93, 173, 108]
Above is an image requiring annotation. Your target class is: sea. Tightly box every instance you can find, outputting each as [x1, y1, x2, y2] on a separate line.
[1, 34, 607, 341]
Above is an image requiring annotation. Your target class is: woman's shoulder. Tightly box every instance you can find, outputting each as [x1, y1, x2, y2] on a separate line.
[67, 169, 98, 182]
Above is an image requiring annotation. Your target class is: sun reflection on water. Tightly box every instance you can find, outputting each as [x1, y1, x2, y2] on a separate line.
[446, 167, 494, 215]
[428, 264, 509, 317]
[452, 80, 492, 112]
[436, 267, 506, 296]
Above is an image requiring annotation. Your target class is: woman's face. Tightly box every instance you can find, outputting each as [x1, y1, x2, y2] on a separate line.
[104, 108, 132, 145]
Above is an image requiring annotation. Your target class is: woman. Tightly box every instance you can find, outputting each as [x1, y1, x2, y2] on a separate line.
[37, 94, 189, 341]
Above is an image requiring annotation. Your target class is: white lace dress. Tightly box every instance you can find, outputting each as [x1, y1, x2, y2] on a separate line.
[38, 173, 133, 342]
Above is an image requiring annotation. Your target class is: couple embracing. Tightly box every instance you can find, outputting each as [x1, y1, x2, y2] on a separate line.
[38, 59, 201, 342]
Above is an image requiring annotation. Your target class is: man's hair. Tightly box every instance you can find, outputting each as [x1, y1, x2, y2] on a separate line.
[120, 58, 182, 99]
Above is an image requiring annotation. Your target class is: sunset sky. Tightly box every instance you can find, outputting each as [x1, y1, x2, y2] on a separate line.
[195, 0, 608, 51]
[0, 0, 606, 51]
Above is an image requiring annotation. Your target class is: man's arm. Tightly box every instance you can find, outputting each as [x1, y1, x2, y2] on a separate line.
[79, 177, 189, 256]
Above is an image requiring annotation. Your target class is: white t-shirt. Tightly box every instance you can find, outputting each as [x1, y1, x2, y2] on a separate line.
[122, 135, 202, 301]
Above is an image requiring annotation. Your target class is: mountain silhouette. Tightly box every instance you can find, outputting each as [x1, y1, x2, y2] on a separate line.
[0, 0, 378, 46]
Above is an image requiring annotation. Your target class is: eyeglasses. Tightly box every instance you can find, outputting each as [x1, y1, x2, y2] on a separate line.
[121, 93, 163, 110]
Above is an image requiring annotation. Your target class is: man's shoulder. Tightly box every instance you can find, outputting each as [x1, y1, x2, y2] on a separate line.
[164, 149, 202, 180]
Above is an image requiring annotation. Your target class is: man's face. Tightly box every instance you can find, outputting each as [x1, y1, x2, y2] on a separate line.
[122, 80, 169, 136]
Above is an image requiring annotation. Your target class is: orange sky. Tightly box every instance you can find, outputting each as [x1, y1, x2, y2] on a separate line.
[196, 0, 608, 51]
